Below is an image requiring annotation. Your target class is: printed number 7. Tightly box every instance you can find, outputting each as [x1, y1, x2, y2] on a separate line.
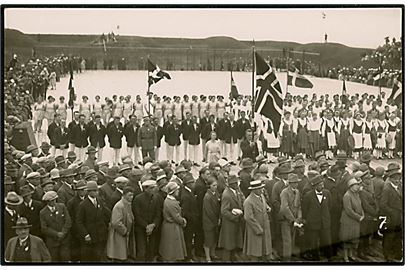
[377, 216, 387, 237]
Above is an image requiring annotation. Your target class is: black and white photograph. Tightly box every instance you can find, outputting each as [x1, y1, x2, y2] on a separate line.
[1, 4, 404, 265]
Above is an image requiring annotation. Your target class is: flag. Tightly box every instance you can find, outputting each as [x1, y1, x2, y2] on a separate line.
[254, 52, 283, 138]
[387, 77, 403, 106]
[68, 73, 75, 108]
[230, 71, 239, 100]
[148, 59, 171, 86]
[341, 80, 349, 105]
[102, 39, 107, 53]
[287, 69, 313, 88]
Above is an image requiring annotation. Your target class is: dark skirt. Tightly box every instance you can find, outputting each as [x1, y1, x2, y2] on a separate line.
[297, 127, 309, 150]
[395, 131, 402, 153]
[308, 130, 321, 153]
[204, 227, 219, 249]
[280, 130, 294, 154]
[338, 129, 351, 153]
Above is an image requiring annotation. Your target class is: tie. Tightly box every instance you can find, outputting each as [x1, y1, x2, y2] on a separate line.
[50, 207, 55, 212]
[93, 199, 97, 207]
[316, 192, 323, 196]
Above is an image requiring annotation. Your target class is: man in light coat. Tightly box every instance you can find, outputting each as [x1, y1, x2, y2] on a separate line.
[218, 174, 245, 262]
[243, 178, 272, 261]
[279, 173, 303, 261]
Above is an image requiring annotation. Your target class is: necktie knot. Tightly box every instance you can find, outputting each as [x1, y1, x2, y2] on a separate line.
[316, 192, 323, 196]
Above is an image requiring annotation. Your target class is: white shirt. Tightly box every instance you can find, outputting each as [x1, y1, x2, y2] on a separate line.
[315, 190, 323, 204]
[308, 118, 322, 131]
[88, 196, 97, 206]
[229, 187, 237, 196]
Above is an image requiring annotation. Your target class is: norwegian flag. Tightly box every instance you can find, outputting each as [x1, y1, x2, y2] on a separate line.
[387, 77, 403, 106]
[254, 52, 284, 138]
[148, 59, 171, 87]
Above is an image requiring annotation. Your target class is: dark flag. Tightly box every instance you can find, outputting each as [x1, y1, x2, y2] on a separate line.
[341, 80, 349, 106]
[387, 77, 403, 106]
[68, 73, 75, 108]
[287, 68, 313, 88]
[148, 59, 171, 86]
[230, 71, 239, 100]
[254, 52, 284, 138]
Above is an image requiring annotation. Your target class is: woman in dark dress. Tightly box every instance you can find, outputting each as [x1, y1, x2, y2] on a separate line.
[278, 111, 294, 158]
[337, 110, 351, 157]
[295, 110, 309, 158]
[202, 177, 221, 262]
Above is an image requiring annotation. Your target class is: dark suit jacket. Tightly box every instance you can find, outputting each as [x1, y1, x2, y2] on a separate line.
[76, 197, 111, 243]
[302, 189, 332, 230]
[4, 210, 19, 245]
[109, 189, 123, 210]
[235, 118, 251, 139]
[217, 118, 229, 140]
[57, 182, 75, 205]
[47, 122, 68, 148]
[224, 120, 238, 144]
[239, 169, 253, 198]
[107, 123, 124, 149]
[194, 177, 208, 218]
[380, 183, 402, 227]
[39, 203, 71, 247]
[240, 138, 259, 161]
[72, 123, 89, 148]
[133, 192, 162, 229]
[18, 200, 43, 238]
[99, 182, 115, 207]
[188, 123, 201, 145]
[181, 119, 193, 140]
[199, 117, 209, 134]
[67, 195, 85, 239]
[271, 179, 288, 220]
[123, 122, 139, 148]
[180, 187, 198, 228]
[67, 120, 78, 144]
[5, 235, 51, 262]
[323, 174, 342, 219]
[87, 122, 106, 148]
[155, 124, 164, 148]
[165, 123, 181, 146]
[201, 122, 217, 140]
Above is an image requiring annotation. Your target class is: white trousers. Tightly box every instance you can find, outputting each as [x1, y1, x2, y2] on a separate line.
[167, 145, 180, 163]
[183, 140, 189, 160]
[155, 147, 160, 161]
[112, 148, 121, 165]
[201, 139, 207, 160]
[96, 147, 104, 162]
[127, 147, 141, 164]
[220, 140, 227, 157]
[226, 143, 238, 162]
[189, 144, 199, 162]
[75, 147, 86, 162]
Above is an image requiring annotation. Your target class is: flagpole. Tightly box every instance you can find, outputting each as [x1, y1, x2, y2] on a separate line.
[286, 48, 289, 94]
[147, 55, 151, 117]
[251, 40, 255, 137]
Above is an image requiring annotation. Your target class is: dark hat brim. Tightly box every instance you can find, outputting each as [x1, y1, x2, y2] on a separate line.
[12, 224, 32, 229]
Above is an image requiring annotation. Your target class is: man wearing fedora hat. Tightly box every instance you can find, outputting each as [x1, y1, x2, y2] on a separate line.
[243, 180, 272, 261]
[24, 172, 44, 202]
[302, 173, 332, 261]
[5, 217, 51, 262]
[18, 185, 43, 238]
[66, 151, 77, 165]
[57, 169, 76, 204]
[359, 151, 375, 176]
[99, 166, 119, 207]
[38, 142, 52, 158]
[279, 173, 303, 261]
[180, 174, 199, 262]
[218, 174, 245, 262]
[67, 180, 87, 262]
[380, 165, 402, 262]
[40, 191, 72, 262]
[76, 181, 111, 262]
[18, 153, 33, 180]
[83, 146, 98, 170]
[133, 180, 161, 262]
[4, 192, 23, 245]
[239, 158, 255, 198]
[110, 176, 129, 209]
[270, 164, 293, 258]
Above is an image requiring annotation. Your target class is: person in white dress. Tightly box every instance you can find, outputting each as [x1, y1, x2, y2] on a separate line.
[386, 112, 399, 159]
[373, 112, 387, 159]
[44, 96, 57, 129]
[351, 112, 364, 160]
[153, 97, 164, 124]
[182, 95, 192, 120]
[208, 96, 217, 120]
[123, 95, 133, 123]
[191, 95, 200, 119]
[199, 96, 209, 120]
[163, 97, 173, 122]
[33, 95, 45, 133]
[133, 96, 144, 120]
[217, 96, 226, 120]
[173, 96, 182, 121]
[79, 95, 92, 124]
[93, 95, 103, 118]
[362, 114, 374, 151]
[56, 96, 68, 122]
[102, 98, 113, 126]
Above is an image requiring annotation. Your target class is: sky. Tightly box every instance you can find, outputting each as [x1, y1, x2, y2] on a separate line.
[4, 7, 402, 48]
